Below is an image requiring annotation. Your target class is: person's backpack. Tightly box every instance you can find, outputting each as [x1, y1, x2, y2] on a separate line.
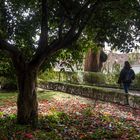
[125, 69, 135, 82]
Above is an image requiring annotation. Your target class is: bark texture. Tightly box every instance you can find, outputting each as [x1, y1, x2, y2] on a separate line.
[84, 48, 101, 72]
[84, 48, 107, 72]
[16, 66, 38, 125]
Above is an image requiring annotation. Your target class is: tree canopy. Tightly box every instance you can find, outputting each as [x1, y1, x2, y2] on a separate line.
[0, 0, 139, 70]
[84, 0, 140, 52]
[0, 0, 100, 64]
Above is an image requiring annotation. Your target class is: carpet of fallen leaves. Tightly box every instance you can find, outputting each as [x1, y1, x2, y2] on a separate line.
[0, 89, 140, 140]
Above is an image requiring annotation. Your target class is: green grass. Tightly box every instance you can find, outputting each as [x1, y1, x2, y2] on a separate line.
[0, 91, 17, 106]
[0, 91, 17, 99]
[0, 89, 66, 105]
[37, 90, 57, 100]
[0, 89, 57, 101]
[37, 89, 75, 101]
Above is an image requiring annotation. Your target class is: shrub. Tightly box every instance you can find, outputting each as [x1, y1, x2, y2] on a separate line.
[104, 73, 119, 85]
[38, 70, 60, 83]
[133, 73, 140, 88]
[38, 69, 72, 83]
[83, 72, 105, 84]
[65, 72, 79, 84]
[0, 77, 17, 91]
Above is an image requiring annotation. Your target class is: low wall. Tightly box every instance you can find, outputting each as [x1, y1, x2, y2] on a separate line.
[39, 82, 140, 109]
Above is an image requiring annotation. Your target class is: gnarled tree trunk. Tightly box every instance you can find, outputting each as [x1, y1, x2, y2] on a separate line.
[84, 48, 101, 72]
[84, 47, 107, 72]
[16, 66, 38, 125]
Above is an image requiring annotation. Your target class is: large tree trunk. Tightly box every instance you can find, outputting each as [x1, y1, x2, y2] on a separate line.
[16, 67, 38, 126]
[84, 48, 101, 72]
[84, 47, 107, 72]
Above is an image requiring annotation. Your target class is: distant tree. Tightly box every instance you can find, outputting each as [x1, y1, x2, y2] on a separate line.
[84, 44, 107, 72]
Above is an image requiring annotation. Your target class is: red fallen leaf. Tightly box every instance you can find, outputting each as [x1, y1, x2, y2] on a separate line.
[79, 133, 86, 138]
[128, 112, 131, 115]
[126, 117, 134, 121]
[15, 131, 23, 135]
[24, 133, 34, 139]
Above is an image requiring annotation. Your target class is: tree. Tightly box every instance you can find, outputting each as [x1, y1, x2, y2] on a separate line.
[0, 0, 139, 126]
[0, 0, 102, 125]
[84, 44, 107, 72]
[84, 0, 140, 72]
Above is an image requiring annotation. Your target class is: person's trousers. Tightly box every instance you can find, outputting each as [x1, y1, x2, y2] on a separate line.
[123, 83, 130, 93]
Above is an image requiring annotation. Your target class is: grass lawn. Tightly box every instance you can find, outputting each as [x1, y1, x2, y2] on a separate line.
[0, 89, 140, 140]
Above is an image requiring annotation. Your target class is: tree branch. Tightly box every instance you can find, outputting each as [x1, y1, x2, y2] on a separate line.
[0, 39, 26, 71]
[51, 0, 100, 50]
[73, 0, 100, 42]
[38, 0, 48, 50]
[30, 0, 100, 69]
[58, 0, 73, 20]
[58, 1, 65, 41]
[30, 0, 49, 68]
[74, 0, 92, 20]
[0, 39, 20, 55]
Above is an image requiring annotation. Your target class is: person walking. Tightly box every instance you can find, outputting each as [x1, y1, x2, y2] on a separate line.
[118, 61, 135, 93]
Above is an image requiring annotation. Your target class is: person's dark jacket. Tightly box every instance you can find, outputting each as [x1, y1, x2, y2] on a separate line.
[118, 68, 135, 84]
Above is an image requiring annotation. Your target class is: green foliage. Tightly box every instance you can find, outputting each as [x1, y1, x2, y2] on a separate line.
[65, 72, 79, 84]
[70, 72, 79, 83]
[104, 73, 119, 85]
[56, 47, 84, 71]
[38, 69, 140, 90]
[133, 73, 140, 88]
[0, 53, 15, 77]
[0, 0, 138, 66]
[83, 72, 105, 84]
[0, 77, 17, 90]
[82, 107, 92, 117]
[39, 70, 81, 84]
[38, 70, 76, 84]
[0, 52, 17, 90]
[38, 70, 60, 83]
[39, 70, 83, 84]
[0, 0, 101, 62]
[0, 0, 139, 75]
[47, 111, 70, 124]
[85, 0, 140, 52]
[128, 53, 140, 64]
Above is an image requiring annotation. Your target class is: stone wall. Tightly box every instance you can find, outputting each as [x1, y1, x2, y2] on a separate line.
[39, 82, 140, 109]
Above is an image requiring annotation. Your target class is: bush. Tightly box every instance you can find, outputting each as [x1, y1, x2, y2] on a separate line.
[65, 72, 83, 84]
[0, 77, 17, 91]
[38, 70, 59, 83]
[133, 73, 140, 88]
[104, 73, 119, 85]
[83, 72, 105, 84]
